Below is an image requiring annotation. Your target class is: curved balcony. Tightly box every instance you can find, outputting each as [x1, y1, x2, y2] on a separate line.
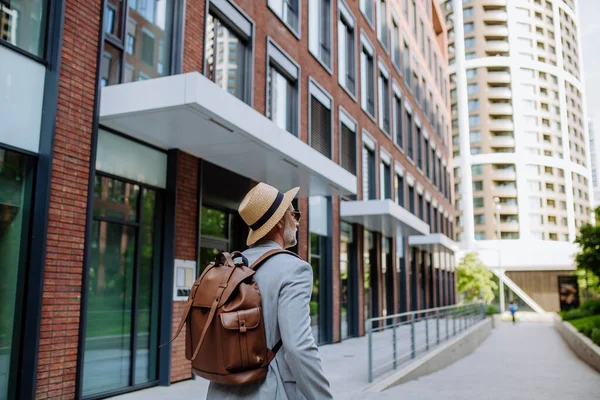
[487, 87, 512, 99]
[489, 119, 514, 131]
[482, 0, 508, 6]
[486, 41, 510, 53]
[483, 11, 508, 22]
[487, 71, 511, 83]
[490, 135, 515, 147]
[484, 25, 509, 37]
[488, 103, 513, 115]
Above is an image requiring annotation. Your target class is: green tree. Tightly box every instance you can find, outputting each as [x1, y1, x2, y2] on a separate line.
[457, 252, 498, 303]
[574, 206, 600, 298]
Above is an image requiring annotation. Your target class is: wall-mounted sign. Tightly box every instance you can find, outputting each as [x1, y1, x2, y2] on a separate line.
[174, 260, 196, 301]
[558, 276, 580, 311]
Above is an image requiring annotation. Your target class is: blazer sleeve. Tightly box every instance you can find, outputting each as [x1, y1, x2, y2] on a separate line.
[277, 260, 334, 400]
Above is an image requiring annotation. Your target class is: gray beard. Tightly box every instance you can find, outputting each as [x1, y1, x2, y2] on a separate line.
[283, 222, 297, 249]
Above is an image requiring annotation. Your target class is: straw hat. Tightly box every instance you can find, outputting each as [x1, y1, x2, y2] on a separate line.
[239, 182, 300, 246]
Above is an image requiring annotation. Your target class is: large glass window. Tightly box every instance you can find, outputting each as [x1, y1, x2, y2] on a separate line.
[361, 37, 375, 118]
[378, 68, 390, 134]
[363, 230, 378, 327]
[340, 222, 357, 339]
[377, 0, 388, 49]
[392, 19, 400, 68]
[268, 0, 300, 34]
[309, 196, 330, 344]
[362, 140, 377, 200]
[100, 0, 174, 86]
[380, 161, 392, 199]
[267, 41, 299, 136]
[0, 148, 34, 400]
[82, 175, 163, 397]
[393, 93, 403, 148]
[205, 8, 252, 104]
[360, 0, 374, 24]
[309, 0, 332, 69]
[338, 1, 356, 95]
[0, 0, 48, 58]
[407, 111, 414, 160]
[381, 237, 394, 322]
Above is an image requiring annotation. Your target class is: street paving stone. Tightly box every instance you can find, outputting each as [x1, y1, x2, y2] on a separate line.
[113, 321, 600, 399]
[363, 321, 600, 400]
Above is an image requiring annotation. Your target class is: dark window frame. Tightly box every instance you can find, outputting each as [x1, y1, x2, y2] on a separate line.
[265, 37, 300, 137]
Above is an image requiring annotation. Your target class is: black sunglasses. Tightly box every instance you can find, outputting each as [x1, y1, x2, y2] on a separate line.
[291, 210, 302, 222]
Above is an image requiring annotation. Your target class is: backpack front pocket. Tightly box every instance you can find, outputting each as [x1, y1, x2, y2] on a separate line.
[219, 307, 267, 372]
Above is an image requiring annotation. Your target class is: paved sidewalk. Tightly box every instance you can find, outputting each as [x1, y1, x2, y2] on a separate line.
[365, 321, 600, 400]
[113, 318, 470, 400]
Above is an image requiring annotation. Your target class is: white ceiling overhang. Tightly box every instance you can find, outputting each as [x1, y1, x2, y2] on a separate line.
[99, 72, 357, 198]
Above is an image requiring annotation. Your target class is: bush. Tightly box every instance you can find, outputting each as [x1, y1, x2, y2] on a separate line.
[581, 298, 600, 315]
[486, 304, 499, 315]
[561, 308, 589, 321]
[591, 328, 600, 347]
[561, 298, 600, 321]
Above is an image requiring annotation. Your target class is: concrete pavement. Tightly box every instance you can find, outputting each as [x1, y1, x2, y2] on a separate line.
[114, 320, 600, 399]
[365, 321, 600, 400]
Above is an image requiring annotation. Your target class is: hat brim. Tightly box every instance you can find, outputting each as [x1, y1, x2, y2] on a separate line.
[246, 186, 300, 246]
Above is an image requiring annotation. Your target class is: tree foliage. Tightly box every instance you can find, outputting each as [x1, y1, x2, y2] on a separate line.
[574, 206, 600, 281]
[457, 252, 497, 303]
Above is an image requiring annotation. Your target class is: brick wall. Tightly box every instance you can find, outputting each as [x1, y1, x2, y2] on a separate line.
[171, 152, 199, 382]
[35, 0, 102, 398]
[183, 0, 205, 74]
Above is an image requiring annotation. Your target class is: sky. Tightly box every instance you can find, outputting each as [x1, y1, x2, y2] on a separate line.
[578, 0, 600, 186]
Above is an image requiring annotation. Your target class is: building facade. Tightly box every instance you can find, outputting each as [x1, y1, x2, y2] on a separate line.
[588, 118, 600, 207]
[0, 1, 456, 399]
[442, 0, 592, 312]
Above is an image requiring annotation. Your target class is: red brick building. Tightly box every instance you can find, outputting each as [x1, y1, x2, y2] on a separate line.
[0, 0, 456, 399]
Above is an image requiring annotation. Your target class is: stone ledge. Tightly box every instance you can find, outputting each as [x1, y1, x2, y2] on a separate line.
[365, 317, 493, 393]
[554, 313, 600, 373]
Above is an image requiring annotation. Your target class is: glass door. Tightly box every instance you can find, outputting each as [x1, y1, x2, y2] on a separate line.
[340, 222, 357, 339]
[0, 148, 34, 400]
[82, 174, 163, 398]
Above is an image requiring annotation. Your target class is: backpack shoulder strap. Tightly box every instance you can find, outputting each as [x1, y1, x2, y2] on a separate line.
[250, 249, 300, 271]
[250, 248, 300, 358]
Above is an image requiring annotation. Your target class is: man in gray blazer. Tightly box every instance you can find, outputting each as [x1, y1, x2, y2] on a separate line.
[207, 182, 333, 400]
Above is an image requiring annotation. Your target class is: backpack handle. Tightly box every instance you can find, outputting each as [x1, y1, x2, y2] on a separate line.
[230, 251, 249, 266]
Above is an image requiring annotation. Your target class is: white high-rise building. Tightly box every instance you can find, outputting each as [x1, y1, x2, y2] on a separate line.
[588, 118, 600, 207]
[442, 0, 593, 312]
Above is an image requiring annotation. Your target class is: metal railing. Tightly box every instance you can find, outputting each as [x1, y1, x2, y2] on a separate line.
[366, 303, 486, 382]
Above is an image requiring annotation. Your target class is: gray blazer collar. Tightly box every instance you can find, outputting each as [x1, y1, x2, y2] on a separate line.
[251, 240, 283, 250]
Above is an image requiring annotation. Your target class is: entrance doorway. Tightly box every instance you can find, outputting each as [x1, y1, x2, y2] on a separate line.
[0, 148, 34, 400]
[82, 174, 164, 397]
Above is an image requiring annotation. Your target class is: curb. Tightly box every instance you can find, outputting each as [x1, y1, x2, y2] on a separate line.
[553, 313, 600, 373]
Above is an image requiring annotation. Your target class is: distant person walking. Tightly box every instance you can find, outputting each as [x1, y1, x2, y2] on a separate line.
[508, 301, 518, 324]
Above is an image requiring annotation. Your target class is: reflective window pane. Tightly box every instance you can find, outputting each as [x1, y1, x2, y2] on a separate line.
[100, 43, 122, 88]
[0, 0, 48, 57]
[123, 0, 174, 81]
[105, 0, 123, 38]
[135, 189, 160, 384]
[205, 13, 247, 102]
[83, 221, 135, 396]
[310, 233, 321, 343]
[268, 67, 294, 134]
[268, 0, 299, 32]
[93, 176, 139, 222]
[0, 149, 34, 400]
[201, 207, 229, 239]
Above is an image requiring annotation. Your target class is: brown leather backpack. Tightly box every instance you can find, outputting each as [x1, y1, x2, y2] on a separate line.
[169, 248, 298, 385]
